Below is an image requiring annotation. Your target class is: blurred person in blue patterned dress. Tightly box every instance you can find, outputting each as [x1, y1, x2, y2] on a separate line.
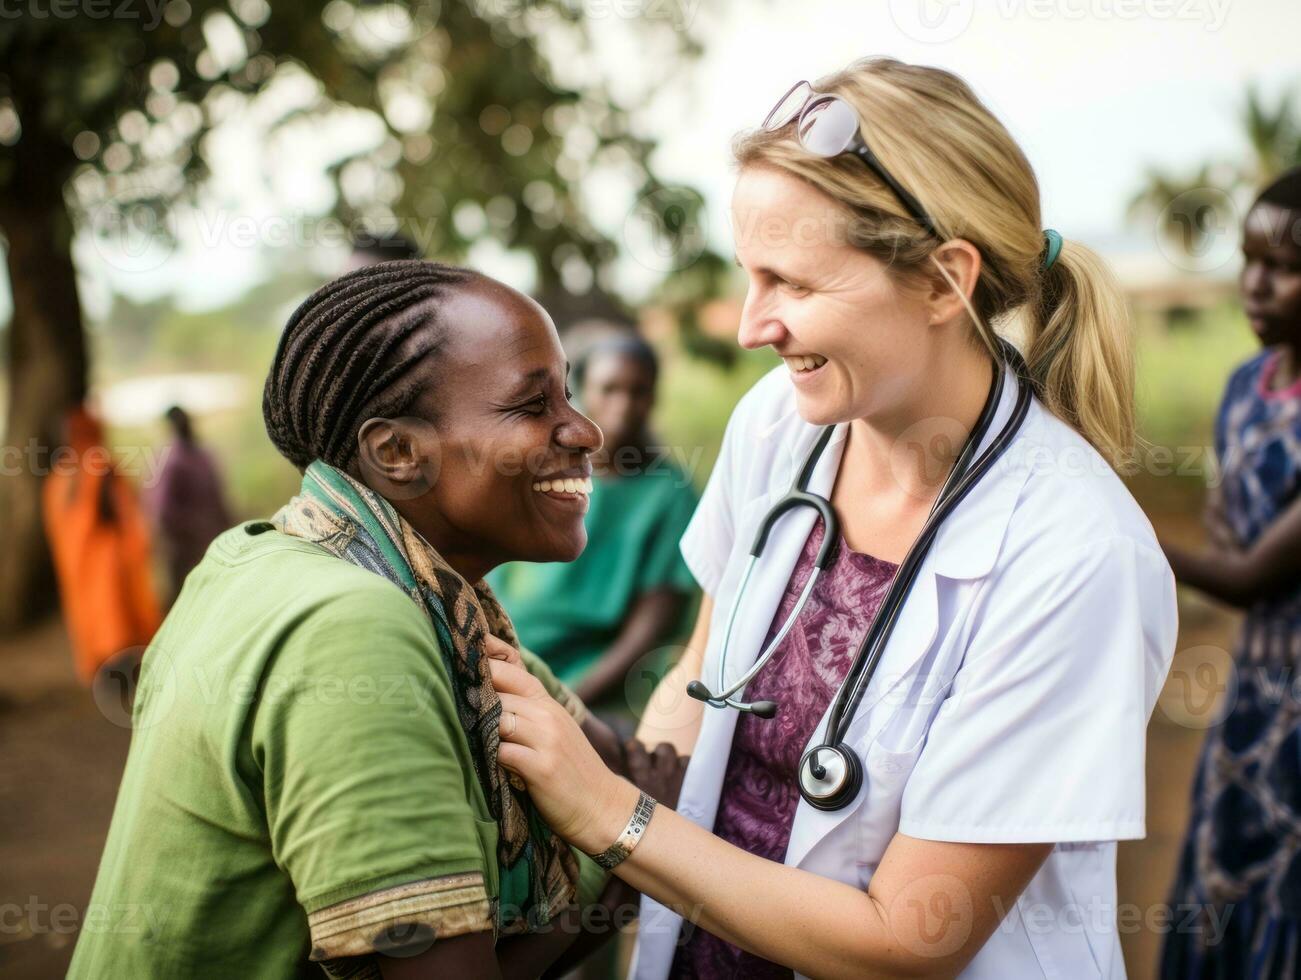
[1161, 166, 1301, 978]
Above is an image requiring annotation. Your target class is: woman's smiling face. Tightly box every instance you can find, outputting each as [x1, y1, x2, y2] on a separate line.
[730, 165, 937, 427]
[359, 277, 602, 577]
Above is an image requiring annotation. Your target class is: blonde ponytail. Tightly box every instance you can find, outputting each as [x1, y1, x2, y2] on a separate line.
[1024, 239, 1136, 471]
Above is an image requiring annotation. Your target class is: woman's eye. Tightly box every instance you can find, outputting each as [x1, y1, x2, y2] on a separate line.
[779, 278, 809, 294]
[521, 395, 547, 415]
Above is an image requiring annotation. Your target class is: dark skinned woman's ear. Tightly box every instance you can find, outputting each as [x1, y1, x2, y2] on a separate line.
[355, 416, 442, 502]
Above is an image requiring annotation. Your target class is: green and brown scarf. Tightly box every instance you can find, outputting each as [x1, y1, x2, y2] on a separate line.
[272, 459, 580, 935]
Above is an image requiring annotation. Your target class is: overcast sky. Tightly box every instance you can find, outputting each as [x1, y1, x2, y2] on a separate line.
[640, 0, 1299, 263]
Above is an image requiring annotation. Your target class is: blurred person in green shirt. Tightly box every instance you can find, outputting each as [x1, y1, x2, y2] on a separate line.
[488, 334, 699, 733]
[69, 262, 684, 980]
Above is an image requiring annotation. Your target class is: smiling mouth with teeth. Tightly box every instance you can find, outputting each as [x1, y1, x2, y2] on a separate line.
[531, 477, 594, 495]
[783, 354, 828, 373]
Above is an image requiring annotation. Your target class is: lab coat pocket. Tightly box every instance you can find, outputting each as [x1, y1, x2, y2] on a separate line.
[864, 737, 925, 824]
[1022, 843, 1110, 979]
[854, 735, 927, 884]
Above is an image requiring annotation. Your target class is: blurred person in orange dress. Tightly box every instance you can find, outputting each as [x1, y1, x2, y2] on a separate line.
[147, 405, 233, 603]
[41, 403, 162, 694]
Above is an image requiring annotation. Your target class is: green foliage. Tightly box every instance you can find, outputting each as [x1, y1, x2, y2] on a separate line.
[0, 0, 722, 306]
[654, 341, 777, 485]
[1134, 300, 1258, 451]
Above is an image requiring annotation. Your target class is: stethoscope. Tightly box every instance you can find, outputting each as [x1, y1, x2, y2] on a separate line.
[687, 340, 1033, 811]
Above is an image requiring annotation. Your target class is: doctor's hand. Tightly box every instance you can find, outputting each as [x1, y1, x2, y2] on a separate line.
[490, 657, 642, 856]
[483, 633, 524, 667]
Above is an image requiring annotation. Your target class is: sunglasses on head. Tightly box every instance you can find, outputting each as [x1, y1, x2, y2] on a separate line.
[762, 80, 939, 239]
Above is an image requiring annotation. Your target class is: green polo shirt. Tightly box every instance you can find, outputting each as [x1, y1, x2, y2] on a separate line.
[69, 521, 605, 978]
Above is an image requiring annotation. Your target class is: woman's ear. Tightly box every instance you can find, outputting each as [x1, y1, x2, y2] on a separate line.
[355, 416, 441, 501]
[924, 238, 983, 326]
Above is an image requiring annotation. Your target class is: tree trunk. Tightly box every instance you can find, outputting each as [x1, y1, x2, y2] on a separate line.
[0, 127, 87, 633]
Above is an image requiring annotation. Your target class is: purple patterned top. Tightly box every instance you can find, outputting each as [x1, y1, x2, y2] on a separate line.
[671, 519, 898, 979]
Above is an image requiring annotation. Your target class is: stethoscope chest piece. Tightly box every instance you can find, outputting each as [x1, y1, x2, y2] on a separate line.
[798, 743, 863, 811]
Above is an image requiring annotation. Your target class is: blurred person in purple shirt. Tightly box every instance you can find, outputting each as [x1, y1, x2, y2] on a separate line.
[148, 405, 232, 602]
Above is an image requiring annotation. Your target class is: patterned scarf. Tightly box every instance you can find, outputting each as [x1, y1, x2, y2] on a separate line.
[271, 460, 579, 935]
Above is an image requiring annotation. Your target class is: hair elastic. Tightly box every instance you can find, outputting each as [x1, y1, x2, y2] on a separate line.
[1042, 228, 1063, 271]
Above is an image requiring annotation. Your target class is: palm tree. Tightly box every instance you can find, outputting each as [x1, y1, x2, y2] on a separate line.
[1128, 82, 1301, 265]
[1243, 84, 1301, 185]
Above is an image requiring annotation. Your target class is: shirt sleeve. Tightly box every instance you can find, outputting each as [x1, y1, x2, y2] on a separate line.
[252, 583, 495, 960]
[898, 535, 1177, 844]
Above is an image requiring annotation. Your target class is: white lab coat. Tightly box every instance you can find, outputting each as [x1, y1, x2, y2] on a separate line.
[632, 364, 1179, 980]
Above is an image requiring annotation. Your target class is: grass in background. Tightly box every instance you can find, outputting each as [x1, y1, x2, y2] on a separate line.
[1130, 302, 1260, 518]
[1135, 302, 1258, 449]
[653, 342, 778, 488]
[97, 293, 304, 522]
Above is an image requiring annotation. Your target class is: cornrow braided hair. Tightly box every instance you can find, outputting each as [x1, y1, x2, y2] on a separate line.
[263, 259, 475, 472]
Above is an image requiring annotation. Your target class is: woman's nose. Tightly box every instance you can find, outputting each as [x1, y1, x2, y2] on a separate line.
[737, 291, 788, 351]
[556, 405, 603, 455]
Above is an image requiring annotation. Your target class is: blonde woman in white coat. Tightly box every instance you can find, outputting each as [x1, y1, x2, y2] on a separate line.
[488, 57, 1178, 980]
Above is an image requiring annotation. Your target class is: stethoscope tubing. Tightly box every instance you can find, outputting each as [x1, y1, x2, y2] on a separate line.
[821, 357, 1032, 749]
[701, 341, 1031, 752]
[707, 557, 823, 707]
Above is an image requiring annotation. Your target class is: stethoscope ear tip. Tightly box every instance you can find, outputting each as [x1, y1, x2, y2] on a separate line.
[687, 679, 779, 718]
[686, 679, 713, 704]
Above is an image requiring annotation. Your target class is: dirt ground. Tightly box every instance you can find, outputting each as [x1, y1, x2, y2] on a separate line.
[0, 617, 132, 977]
[0, 582, 1238, 979]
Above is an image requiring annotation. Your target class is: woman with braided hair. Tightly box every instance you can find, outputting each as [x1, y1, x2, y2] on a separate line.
[71, 260, 684, 978]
